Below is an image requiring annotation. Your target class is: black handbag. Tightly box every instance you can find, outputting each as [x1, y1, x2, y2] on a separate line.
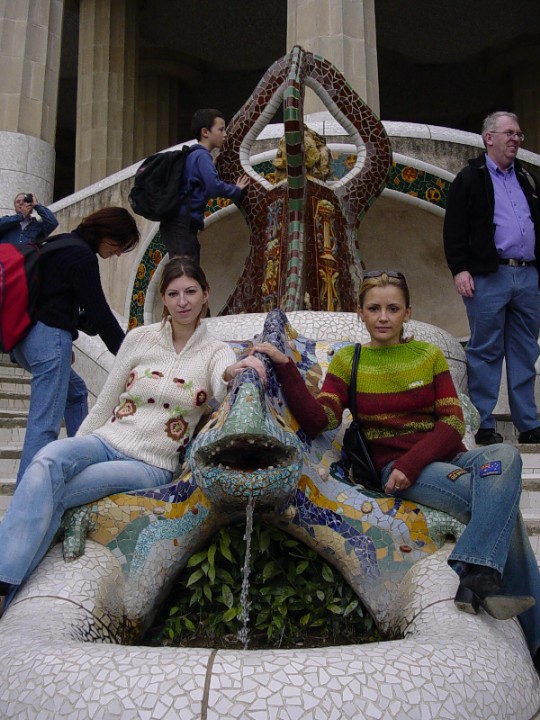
[341, 343, 382, 491]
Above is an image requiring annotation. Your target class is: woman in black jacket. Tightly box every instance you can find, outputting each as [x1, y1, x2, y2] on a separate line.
[12, 206, 140, 483]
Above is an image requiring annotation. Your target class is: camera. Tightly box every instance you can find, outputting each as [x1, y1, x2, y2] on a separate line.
[23, 194, 33, 203]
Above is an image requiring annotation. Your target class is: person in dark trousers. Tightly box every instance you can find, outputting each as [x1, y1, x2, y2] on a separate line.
[0, 193, 58, 245]
[159, 108, 249, 264]
[444, 111, 540, 446]
[11, 207, 140, 483]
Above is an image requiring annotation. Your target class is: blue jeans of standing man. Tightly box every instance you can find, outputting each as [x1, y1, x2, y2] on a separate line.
[0, 434, 172, 588]
[383, 444, 540, 655]
[464, 265, 540, 432]
[13, 322, 89, 483]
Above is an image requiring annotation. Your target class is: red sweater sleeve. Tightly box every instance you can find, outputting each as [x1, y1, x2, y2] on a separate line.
[275, 359, 330, 437]
[392, 367, 466, 483]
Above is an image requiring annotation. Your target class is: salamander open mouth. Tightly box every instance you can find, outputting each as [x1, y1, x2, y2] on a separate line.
[195, 435, 298, 471]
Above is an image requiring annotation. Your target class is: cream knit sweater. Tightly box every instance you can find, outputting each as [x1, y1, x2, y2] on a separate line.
[77, 320, 235, 471]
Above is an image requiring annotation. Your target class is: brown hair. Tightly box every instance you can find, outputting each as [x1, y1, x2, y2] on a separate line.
[191, 108, 225, 141]
[159, 256, 210, 325]
[75, 207, 140, 253]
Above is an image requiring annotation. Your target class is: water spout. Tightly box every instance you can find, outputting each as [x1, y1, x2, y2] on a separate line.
[238, 496, 255, 649]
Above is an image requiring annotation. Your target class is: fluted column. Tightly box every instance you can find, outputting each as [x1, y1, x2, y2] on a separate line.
[287, 0, 379, 115]
[75, 0, 136, 190]
[510, 48, 540, 155]
[0, 0, 64, 214]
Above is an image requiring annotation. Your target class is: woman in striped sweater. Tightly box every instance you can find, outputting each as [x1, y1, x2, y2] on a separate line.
[255, 270, 540, 659]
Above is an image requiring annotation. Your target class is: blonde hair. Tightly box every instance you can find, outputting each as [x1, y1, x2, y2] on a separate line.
[359, 271, 410, 308]
[358, 271, 412, 342]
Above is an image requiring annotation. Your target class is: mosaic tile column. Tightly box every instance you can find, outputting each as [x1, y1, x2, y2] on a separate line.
[75, 0, 137, 190]
[287, 0, 380, 115]
[0, 0, 63, 214]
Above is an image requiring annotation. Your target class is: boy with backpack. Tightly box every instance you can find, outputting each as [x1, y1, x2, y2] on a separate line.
[159, 108, 249, 263]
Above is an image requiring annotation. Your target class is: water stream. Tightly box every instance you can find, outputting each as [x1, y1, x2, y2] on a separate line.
[237, 496, 255, 649]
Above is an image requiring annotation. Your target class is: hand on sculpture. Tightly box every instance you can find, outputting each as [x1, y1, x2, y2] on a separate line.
[224, 355, 267, 383]
[236, 173, 250, 191]
[251, 342, 289, 366]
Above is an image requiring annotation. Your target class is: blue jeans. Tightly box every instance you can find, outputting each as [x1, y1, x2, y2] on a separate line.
[13, 322, 89, 483]
[383, 444, 540, 654]
[0, 434, 172, 587]
[464, 265, 540, 431]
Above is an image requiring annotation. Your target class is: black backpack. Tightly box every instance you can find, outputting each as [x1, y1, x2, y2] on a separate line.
[128, 145, 196, 222]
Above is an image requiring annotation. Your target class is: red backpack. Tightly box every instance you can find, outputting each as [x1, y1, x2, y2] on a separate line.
[0, 235, 87, 352]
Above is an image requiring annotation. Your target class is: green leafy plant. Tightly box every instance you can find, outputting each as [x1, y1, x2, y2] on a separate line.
[144, 522, 382, 649]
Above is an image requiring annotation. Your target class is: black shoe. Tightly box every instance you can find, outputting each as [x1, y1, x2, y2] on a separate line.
[518, 427, 540, 444]
[474, 428, 504, 446]
[454, 564, 535, 620]
[0, 580, 12, 596]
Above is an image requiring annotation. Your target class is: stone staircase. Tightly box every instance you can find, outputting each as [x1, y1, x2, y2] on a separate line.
[1, 353, 540, 559]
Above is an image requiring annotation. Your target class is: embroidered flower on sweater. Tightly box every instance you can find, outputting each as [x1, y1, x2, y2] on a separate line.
[195, 390, 208, 407]
[173, 378, 193, 390]
[166, 415, 188, 441]
[115, 398, 138, 419]
[126, 368, 163, 389]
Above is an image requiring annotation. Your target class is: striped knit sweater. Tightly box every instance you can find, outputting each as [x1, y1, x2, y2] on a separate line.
[275, 340, 466, 484]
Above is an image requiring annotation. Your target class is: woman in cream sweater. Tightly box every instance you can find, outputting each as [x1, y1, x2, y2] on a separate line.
[0, 257, 265, 604]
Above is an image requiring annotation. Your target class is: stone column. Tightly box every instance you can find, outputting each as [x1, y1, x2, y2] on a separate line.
[509, 48, 540, 156]
[489, 43, 540, 155]
[75, 0, 136, 190]
[0, 0, 64, 215]
[286, 0, 379, 115]
[135, 49, 203, 162]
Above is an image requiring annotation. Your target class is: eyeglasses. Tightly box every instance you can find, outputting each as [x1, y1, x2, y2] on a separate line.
[489, 130, 525, 142]
[364, 270, 406, 280]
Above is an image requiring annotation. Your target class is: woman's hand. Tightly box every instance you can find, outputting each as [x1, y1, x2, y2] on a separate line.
[385, 468, 411, 494]
[224, 355, 267, 383]
[251, 342, 289, 366]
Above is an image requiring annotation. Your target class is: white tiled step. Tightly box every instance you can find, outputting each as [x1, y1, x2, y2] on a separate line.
[0, 360, 30, 378]
[0, 390, 31, 409]
[0, 375, 30, 396]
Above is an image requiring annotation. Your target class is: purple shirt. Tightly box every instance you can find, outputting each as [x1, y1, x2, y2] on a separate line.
[486, 154, 536, 260]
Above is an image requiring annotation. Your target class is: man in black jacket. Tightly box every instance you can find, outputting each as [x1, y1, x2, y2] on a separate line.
[444, 111, 540, 445]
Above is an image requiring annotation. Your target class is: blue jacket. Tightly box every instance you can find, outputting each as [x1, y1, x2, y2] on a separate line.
[179, 145, 243, 228]
[0, 205, 58, 245]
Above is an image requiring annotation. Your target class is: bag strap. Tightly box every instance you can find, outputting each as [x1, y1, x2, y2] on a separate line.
[37, 234, 89, 255]
[348, 343, 361, 422]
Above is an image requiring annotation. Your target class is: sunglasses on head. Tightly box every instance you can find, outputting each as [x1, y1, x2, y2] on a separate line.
[364, 270, 406, 280]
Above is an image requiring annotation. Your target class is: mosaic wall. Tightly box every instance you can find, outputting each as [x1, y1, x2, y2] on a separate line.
[128, 159, 449, 329]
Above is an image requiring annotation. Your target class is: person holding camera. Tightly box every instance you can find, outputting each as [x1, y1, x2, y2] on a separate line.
[0, 192, 58, 245]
